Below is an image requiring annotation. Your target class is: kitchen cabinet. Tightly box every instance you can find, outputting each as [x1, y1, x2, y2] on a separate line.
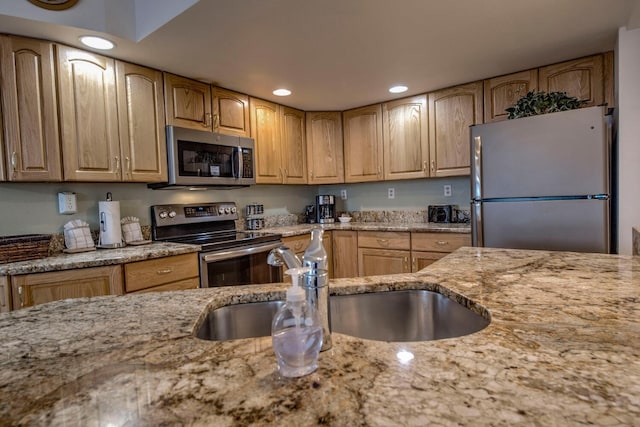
[538, 53, 613, 108]
[0, 275, 9, 312]
[124, 253, 199, 293]
[250, 98, 307, 184]
[411, 232, 471, 271]
[382, 95, 429, 180]
[164, 72, 212, 131]
[306, 112, 344, 184]
[343, 104, 384, 183]
[10, 265, 124, 310]
[281, 231, 333, 278]
[0, 36, 62, 181]
[428, 81, 483, 177]
[212, 87, 250, 137]
[357, 231, 411, 276]
[332, 230, 358, 278]
[56, 45, 120, 181]
[484, 70, 538, 123]
[115, 61, 167, 182]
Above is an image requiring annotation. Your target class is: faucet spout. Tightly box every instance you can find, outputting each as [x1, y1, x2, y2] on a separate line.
[267, 245, 302, 269]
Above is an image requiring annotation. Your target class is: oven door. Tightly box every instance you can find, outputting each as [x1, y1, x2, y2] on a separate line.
[200, 241, 283, 287]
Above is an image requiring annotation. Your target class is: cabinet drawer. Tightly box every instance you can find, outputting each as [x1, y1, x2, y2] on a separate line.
[124, 253, 198, 293]
[128, 277, 200, 294]
[282, 234, 311, 256]
[411, 233, 471, 253]
[358, 231, 410, 250]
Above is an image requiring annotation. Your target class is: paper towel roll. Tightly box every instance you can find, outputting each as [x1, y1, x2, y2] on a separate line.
[98, 200, 123, 246]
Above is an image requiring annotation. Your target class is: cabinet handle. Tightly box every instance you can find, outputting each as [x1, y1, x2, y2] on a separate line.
[115, 156, 120, 172]
[310, 170, 313, 179]
[412, 257, 416, 271]
[404, 257, 409, 271]
[431, 160, 435, 173]
[377, 238, 389, 247]
[18, 285, 23, 308]
[423, 160, 427, 174]
[378, 166, 382, 177]
[294, 242, 304, 251]
[125, 156, 131, 173]
[213, 114, 220, 129]
[205, 113, 212, 128]
[436, 240, 449, 246]
[156, 268, 173, 275]
[10, 152, 17, 177]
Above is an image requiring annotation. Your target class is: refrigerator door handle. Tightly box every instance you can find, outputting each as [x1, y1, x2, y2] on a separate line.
[471, 201, 483, 247]
[471, 136, 482, 200]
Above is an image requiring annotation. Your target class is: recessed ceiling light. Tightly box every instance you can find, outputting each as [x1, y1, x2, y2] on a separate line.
[273, 88, 292, 96]
[79, 36, 115, 50]
[389, 85, 408, 94]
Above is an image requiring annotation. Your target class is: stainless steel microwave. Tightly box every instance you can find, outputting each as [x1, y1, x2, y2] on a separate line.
[149, 126, 256, 189]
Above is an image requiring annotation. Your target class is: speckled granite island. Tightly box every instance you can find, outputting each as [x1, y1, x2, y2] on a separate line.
[1, 247, 639, 426]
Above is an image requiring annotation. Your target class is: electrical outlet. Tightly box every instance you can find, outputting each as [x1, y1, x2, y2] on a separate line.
[340, 189, 347, 200]
[388, 188, 395, 199]
[444, 185, 452, 197]
[58, 192, 77, 214]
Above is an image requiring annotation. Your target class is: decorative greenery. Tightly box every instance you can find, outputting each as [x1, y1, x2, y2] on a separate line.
[506, 90, 587, 119]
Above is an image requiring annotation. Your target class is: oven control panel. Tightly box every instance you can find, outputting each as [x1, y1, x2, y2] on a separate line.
[151, 202, 238, 226]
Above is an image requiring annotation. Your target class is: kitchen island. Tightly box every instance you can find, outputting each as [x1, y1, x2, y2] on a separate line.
[0, 247, 638, 426]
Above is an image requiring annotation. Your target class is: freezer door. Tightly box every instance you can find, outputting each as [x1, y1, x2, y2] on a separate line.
[471, 106, 610, 199]
[472, 198, 610, 253]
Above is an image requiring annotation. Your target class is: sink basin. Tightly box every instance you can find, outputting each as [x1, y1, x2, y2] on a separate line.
[196, 290, 489, 342]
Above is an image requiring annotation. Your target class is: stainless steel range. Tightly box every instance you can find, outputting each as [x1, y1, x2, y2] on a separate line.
[151, 202, 283, 287]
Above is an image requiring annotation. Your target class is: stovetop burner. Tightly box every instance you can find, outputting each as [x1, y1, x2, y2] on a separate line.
[150, 202, 281, 252]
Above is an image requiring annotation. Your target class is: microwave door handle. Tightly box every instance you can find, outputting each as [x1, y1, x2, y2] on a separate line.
[231, 148, 237, 178]
[236, 146, 243, 179]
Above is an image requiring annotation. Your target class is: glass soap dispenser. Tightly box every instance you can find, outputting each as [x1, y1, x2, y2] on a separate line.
[271, 267, 323, 377]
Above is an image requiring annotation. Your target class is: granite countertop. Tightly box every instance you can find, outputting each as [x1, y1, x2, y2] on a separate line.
[0, 242, 200, 276]
[260, 221, 471, 237]
[1, 247, 638, 425]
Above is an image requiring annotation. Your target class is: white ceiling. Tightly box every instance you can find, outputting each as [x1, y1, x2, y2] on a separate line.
[0, 0, 637, 111]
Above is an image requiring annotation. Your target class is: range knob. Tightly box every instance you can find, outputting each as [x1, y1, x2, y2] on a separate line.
[218, 206, 225, 215]
[224, 207, 231, 214]
[230, 206, 237, 214]
[168, 211, 177, 218]
[159, 211, 168, 219]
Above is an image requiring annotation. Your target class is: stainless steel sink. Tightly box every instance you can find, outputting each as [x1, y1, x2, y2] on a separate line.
[196, 290, 489, 342]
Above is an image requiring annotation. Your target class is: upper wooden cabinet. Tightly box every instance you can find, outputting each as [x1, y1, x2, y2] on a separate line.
[382, 95, 429, 180]
[538, 53, 612, 108]
[0, 36, 61, 181]
[212, 87, 250, 137]
[428, 81, 483, 177]
[484, 70, 538, 123]
[250, 98, 307, 184]
[164, 73, 212, 131]
[343, 104, 384, 183]
[57, 45, 121, 181]
[115, 61, 167, 182]
[306, 112, 344, 184]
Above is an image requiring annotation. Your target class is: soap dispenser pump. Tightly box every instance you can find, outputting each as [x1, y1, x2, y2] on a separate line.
[271, 267, 323, 377]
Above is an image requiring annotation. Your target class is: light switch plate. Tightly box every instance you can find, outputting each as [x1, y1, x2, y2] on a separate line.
[58, 192, 77, 214]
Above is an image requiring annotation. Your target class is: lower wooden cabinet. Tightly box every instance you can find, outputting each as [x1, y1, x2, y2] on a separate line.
[358, 231, 411, 276]
[332, 230, 358, 278]
[124, 253, 199, 293]
[411, 232, 471, 271]
[0, 275, 10, 312]
[10, 265, 124, 309]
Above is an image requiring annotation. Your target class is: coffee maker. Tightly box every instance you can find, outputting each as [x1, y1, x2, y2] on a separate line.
[316, 195, 335, 224]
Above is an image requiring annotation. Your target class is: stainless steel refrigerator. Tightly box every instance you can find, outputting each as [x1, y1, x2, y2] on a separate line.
[470, 106, 614, 253]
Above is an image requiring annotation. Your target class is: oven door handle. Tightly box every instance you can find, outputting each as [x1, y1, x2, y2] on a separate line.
[201, 240, 283, 263]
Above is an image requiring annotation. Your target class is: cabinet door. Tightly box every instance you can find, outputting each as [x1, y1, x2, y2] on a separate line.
[0, 36, 61, 181]
[306, 112, 344, 184]
[411, 251, 447, 272]
[164, 72, 212, 130]
[57, 45, 120, 181]
[332, 230, 358, 278]
[382, 95, 429, 180]
[484, 70, 538, 122]
[116, 61, 167, 182]
[538, 54, 605, 107]
[428, 82, 483, 177]
[358, 248, 411, 276]
[280, 106, 307, 184]
[0, 275, 10, 312]
[250, 97, 282, 184]
[11, 265, 123, 309]
[212, 87, 250, 137]
[343, 104, 384, 183]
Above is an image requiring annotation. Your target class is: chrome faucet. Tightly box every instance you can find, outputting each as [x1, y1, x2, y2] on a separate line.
[267, 245, 302, 269]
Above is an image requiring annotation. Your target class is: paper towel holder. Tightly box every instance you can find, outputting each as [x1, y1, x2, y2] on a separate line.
[97, 192, 126, 249]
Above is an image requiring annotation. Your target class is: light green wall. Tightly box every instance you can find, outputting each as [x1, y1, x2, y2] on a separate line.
[0, 177, 470, 235]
